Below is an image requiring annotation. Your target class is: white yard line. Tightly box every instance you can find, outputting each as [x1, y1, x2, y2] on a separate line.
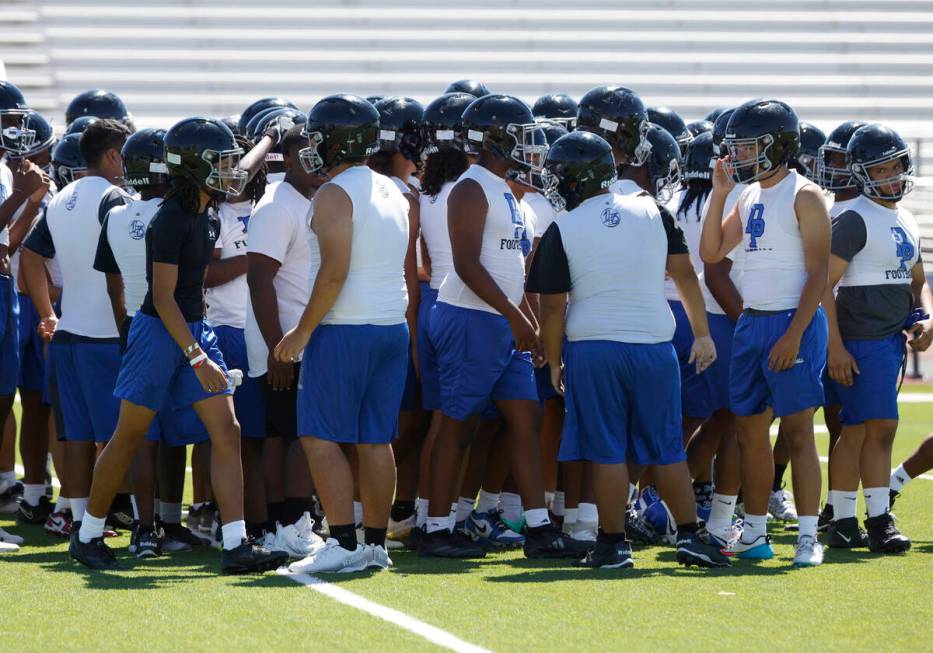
[278, 569, 491, 653]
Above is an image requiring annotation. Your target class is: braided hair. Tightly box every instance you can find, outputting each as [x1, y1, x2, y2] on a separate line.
[236, 134, 267, 205]
[421, 149, 469, 198]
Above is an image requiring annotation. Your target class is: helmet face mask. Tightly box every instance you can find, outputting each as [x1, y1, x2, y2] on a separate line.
[543, 131, 617, 212]
[299, 130, 325, 174]
[724, 134, 775, 184]
[654, 157, 682, 203]
[851, 149, 913, 202]
[202, 146, 247, 196]
[817, 144, 853, 190]
[1, 110, 37, 155]
[505, 122, 549, 191]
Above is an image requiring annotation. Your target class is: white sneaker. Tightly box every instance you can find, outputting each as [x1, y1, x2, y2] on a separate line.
[287, 538, 369, 574]
[0, 526, 24, 546]
[293, 512, 326, 554]
[768, 487, 798, 522]
[366, 544, 393, 570]
[387, 515, 415, 542]
[276, 514, 326, 559]
[793, 534, 823, 567]
[0, 540, 19, 553]
[261, 530, 285, 552]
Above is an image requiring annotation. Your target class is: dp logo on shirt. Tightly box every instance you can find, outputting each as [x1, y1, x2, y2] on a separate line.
[891, 227, 915, 271]
[129, 219, 146, 240]
[601, 208, 621, 227]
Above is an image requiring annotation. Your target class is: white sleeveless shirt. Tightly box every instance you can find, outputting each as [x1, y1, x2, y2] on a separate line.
[438, 164, 529, 314]
[838, 195, 920, 288]
[307, 165, 409, 325]
[420, 181, 455, 291]
[104, 197, 161, 316]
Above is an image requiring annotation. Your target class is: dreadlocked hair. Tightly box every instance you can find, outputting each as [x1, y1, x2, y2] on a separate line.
[162, 174, 205, 215]
[236, 134, 267, 205]
[367, 151, 395, 177]
[421, 149, 469, 198]
[677, 178, 712, 222]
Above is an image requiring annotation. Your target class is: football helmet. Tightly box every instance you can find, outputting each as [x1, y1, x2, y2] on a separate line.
[365, 95, 385, 105]
[250, 107, 305, 162]
[796, 121, 826, 183]
[532, 93, 578, 130]
[847, 123, 913, 201]
[647, 106, 692, 155]
[65, 90, 131, 127]
[542, 131, 616, 211]
[683, 131, 715, 182]
[64, 116, 99, 135]
[444, 80, 490, 98]
[643, 123, 683, 202]
[50, 133, 87, 188]
[0, 81, 31, 155]
[8, 110, 55, 158]
[462, 94, 546, 185]
[576, 85, 649, 166]
[299, 94, 380, 174]
[817, 120, 868, 191]
[164, 117, 246, 197]
[537, 119, 569, 146]
[723, 99, 799, 184]
[686, 119, 714, 138]
[237, 97, 297, 135]
[374, 97, 424, 163]
[220, 115, 241, 136]
[710, 108, 735, 157]
[122, 128, 168, 189]
[705, 107, 728, 123]
[421, 92, 475, 157]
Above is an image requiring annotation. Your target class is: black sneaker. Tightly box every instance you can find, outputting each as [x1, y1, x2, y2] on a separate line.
[865, 513, 911, 554]
[17, 495, 54, 524]
[418, 529, 486, 558]
[889, 489, 900, 510]
[676, 531, 732, 568]
[574, 536, 635, 569]
[161, 522, 207, 550]
[69, 522, 121, 570]
[826, 517, 868, 548]
[135, 525, 162, 558]
[221, 539, 289, 574]
[108, 508, 135, 532]
[524, 523, 592, 559]
[408, 525, 423, 550]
[817, 503, 834, 531]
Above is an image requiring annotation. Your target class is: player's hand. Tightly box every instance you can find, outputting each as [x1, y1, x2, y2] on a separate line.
[550, 362, 564, 396]
[274, 326, 311, 365]
[194, 358, 229, 394]
[508, 311, 538, 352]
[828, 340, 859, 387]
[712, 156, 736, 195]
[768, 331, 801, 372]
[533, 348, 547, 368]
[263, 115, 295, 146]
[689, 335, 717, 374]
[12, 159, 46, 200]
[37, 315, 58, 341]
[29, 168, 51, 203]
[907, 321, 933, 353]
[266, 351, 295, 391]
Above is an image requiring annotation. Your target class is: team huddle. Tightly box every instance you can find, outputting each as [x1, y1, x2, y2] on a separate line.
[0, 77, 932, 574]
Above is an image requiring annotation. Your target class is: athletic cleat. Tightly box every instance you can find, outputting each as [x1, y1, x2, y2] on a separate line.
[734, 501, 746, 519]
[161, 522, 207, 551]
[701, 520, 743, 554]
[0, 540, 19, 553]
[693, 483, 714, 523]
[865, 513, 911, 554]
[793, 534, 824, 567]
[69, 524, 120, 570]
[466, 509, 525, 548]
[0, 525, 24, 546]
[768, 486, 798, 522]
[418, 529, 486, 558]
[107, 507, 135, 531]
[0, 483, 21, 513]
[135, 525, 162, 558]
[366, 544, 393, 570]
[275, 512, 326, 559]
[676, 532, 732, 568]
[45, 511, 73, 538]
[287, 539, 368, 574]
[222, 539, 289, 574]
[17, 495, 54, 524]
[826, 517, 869, 549]
[732, 533, 774, 560]
[501, 514, 525, 534]
[574, 537, 635, 569]
[387, 514, 415, 543]
[524, 523, 592, 559]
[185, 504, 205, 537]
[817, 503, 834, 532]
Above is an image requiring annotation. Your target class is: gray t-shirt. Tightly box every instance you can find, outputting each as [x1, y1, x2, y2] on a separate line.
[832, 208, 920, 339]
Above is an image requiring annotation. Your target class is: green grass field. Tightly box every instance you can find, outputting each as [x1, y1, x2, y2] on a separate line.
[2, 389, 932, 652]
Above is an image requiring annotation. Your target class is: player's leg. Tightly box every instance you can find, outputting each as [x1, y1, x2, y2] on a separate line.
[769, 424, 798, 522]
[130, 438, 159, 557]
[861, 418, 909, 553]
[890, 432, 933, 504]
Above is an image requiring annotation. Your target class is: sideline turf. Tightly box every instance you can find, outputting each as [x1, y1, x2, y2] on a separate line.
[2, 399, 932, 652]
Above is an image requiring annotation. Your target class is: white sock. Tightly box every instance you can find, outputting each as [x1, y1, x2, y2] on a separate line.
[353, 501, 363, 526]
[798, 515, 818, 539]
[425, 515, 450, 534]
[475, 489, 500, 514]
[456, 496, 475, 519]
[130, 495, 140, 521]
[71, 497, 88, 522]
[551, 491, 565, 517]
[707, 493, 737, 533]
[890, 464, 913, 492]
[824, 493, 834, 508]
[0, 470, 14, 485]
[221, 520, 247, 550]
[831, 490, 858, 521]
[415, 498, 429, 528]
[78, 512, 107, 543]
[563, 507, 578, 528]
[577, 502, 598, 524]
[545, 491, 555, 509]
[863, 487, 889, 518]
[56, 496, 71, 512]
[627, 483, 638, 506]
[743, 513, 768, 539]
[191, 502, 205, 511]
[161, 502, 182, 524]
[500, 492, 523, 523]
[524, 507, 550, 529]
[23, 484, 44, 506]
[448, 502, 458, 527]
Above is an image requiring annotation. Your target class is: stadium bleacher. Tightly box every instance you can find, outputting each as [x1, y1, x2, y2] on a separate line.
[2, 0, 932, 262]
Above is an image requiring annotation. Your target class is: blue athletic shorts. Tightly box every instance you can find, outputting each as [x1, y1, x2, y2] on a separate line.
[417, 283, 440, 411]
[670, 301, 734, 418]
[430, 302, 537, 421]
[298, 323, 409, 444]
[822, 368, 840, 407]
[16, 292, 45, 392]
[51, 331, 121, 442]
[535, 364, 559, 404]
[560, 340, 684, 465]
[836, 335, 903, 425]
[115, 312, 232, 413]
[0, 275, 19, 396]
[213, 324, 265, 438]
[729, 307, 827, 417]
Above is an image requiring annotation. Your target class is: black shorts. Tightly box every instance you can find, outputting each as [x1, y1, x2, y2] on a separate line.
[260, 363, 299, 439]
